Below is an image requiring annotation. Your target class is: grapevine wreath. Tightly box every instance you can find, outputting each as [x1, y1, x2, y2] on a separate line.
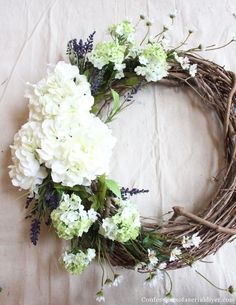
[9, 15, 236, 301]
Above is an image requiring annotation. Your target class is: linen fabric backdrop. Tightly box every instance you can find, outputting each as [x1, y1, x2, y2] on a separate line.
[0, 0, 236, 304]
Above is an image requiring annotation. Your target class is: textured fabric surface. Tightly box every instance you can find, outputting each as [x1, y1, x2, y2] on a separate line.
[0, 0, 236, 304]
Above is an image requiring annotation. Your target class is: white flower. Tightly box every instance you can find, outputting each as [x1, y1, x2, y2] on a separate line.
[100, 218, 118, 241]
[88, 42, 126, 70]
[135, 42, 168, 82]
[26, 62, 94, 121]
[112, 274, 123, 287]
[170, 9, 178, 18]
[96, 290, 105, 303]
[182, 236, 193, 249]
[191, 233, 201, 247]
[189, 64, 197, 77]
[109, 20, 135, 43]
[174, 53, 190, 69]
[87, 248, 96, 261]
[182, 232, 201, 249]
[169, 247, 182, 262]
[101, 200, 140, 243]
[51, 193, 98, 240]
[161, 36, 171, 50]
[148, 249, 159, 266]
[158, 262, 167, 270]
[37, 113, 116, 187]
[88, 209, 98, 222]
[9, 121, 48, 193]
[61, 248, 96, 275]
[174, 53, 197, 77]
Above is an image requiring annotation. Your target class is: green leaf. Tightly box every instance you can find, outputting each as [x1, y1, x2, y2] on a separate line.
[105, 179, 121, 199]
[122, 76, 139, 87]
[111, 89, 120, 116]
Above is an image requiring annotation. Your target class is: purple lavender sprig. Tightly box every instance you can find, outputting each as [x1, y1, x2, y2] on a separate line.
[90, 67, 106, 96]
[123, 80, 143, 103]
[30, 218, 41, 246]
[121, 187, 149, 200]
[67, 31, 96, 67]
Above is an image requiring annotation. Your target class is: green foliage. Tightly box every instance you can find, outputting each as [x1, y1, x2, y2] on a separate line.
[105, 178, 121, 199]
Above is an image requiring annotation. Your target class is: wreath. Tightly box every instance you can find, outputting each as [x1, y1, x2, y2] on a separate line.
[9, 15, 236, 302]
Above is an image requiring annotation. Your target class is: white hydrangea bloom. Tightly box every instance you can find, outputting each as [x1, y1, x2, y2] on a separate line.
[26, 61, 93, 121]
[37, 113, 116, 187]
[10, 61, 116, 190]
[9, 121, 48, 193]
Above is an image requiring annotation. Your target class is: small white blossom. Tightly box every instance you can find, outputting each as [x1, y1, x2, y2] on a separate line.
[182, 236, 193, 249]
[148, 249, 159, 266]
[169, 247, 182, 262]
[182, 232, 201, 249]
[96, 290, 105, 303]
[191, 233, 201, 247]
[112, 274, 124, 287]
[158, 262, 167, 270]
[174, 53, 190, 69]
[189, 64, 197, 77]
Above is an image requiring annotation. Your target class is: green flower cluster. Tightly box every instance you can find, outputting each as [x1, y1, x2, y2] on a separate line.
[51, 193, 97, 240]
[101, 200, 141, 243]
[61, 248, 96, 275]
[88, 41, 126, 78]
[135, 42, 168, 82]
[109, 20, 135, 44]
[88, 20, 169, 82]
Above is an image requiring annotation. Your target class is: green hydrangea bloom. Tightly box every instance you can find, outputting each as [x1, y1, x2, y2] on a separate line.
[88, 41, 125, 68]
[101, 200, 141, 243]
[51, 193, 97, 240]
[61, 248, 96, 275]
[135, 42, 168, 82]
[109, 20, 135, 44]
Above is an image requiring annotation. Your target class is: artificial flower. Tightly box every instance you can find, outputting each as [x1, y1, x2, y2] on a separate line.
[135, 42, 168, 82]
[169, 247, 182, 262]
[51, 193, 98, 240]
[61, 248, 96, 275]
[9, 121, 47, 194]
[96, 290, 105, 302]
[182, 232, 201, 249]
[109, 20, 135, 44]
[147, 249, 159, 266]
[100, 200, 140, 243]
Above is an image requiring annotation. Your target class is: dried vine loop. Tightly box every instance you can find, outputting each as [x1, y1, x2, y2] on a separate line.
[108, 54, 236, 270]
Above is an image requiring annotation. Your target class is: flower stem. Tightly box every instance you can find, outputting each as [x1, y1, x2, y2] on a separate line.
[195, 270, 229, 292]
